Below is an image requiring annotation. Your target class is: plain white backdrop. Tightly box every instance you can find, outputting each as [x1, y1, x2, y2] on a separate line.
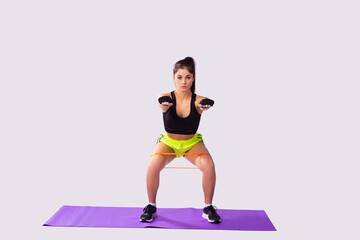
[1, 0, 359, 239]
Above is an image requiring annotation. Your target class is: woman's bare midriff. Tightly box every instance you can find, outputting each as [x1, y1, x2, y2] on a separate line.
[166, 132, 195, 140]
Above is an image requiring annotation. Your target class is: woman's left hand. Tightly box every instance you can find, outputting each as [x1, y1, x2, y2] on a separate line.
[198, 104, 212, 111]
[198, 98, 214, 111]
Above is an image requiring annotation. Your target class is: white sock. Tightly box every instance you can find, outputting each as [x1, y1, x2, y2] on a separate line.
[204, 203, 212, 208]
[149, 202, 156, 207]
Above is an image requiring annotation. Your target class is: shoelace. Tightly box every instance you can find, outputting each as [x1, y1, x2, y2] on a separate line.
[143, 204, 155, 213]
[143, 205, 154, 213]
[207, 205, 219, 215]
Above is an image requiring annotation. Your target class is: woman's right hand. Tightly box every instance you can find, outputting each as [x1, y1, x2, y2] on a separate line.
[161, 102, 173, 107]
[158, 95, 173, 109]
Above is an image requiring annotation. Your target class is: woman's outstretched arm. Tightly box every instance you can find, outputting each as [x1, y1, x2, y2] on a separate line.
[196, 95, 215, 112]
[157, 93, 173, 112]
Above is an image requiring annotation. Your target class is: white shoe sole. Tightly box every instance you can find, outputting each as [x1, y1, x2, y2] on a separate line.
[140, 212, 158, 222]
[202, 213, 221, 223]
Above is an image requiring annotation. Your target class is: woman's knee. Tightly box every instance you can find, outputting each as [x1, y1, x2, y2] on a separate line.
[197, 155, 215, 173]
[148, 154, 172, 172]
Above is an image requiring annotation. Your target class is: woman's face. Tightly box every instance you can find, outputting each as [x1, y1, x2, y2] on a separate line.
[173, 68, 194, 92]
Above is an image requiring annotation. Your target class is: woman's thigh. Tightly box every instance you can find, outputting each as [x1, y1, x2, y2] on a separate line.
[150, 142, 177, 167]
[184, 141, 213, 167]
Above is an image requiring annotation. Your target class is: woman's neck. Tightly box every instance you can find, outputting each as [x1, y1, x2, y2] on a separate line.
[174, 89, 192, 102]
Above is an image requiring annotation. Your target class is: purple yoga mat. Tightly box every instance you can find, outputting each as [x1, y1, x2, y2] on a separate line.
[43, 205, 276, 231]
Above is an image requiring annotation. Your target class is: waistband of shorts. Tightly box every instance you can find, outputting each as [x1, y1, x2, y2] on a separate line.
[162, 132, 201, 142]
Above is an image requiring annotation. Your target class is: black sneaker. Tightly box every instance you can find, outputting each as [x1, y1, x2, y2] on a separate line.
[202, 205, 221, 223]
[140, 204, 158, 222]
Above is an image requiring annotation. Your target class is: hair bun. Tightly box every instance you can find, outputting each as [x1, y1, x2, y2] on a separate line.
[184, 57, 194, 64]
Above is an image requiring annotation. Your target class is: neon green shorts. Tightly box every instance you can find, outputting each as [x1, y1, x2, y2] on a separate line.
[157, 132, 204, 158]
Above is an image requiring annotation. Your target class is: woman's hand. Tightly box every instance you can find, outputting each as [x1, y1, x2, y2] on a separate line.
[198, 98, 214, 111]
[198, 104, 211, 111]
[158, 95, 173, 110]
[161, 102, 173, 107]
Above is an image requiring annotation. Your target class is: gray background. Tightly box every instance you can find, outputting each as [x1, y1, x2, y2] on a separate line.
[1, 0, 359, 239]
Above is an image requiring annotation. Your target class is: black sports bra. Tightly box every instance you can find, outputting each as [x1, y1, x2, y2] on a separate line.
[162, 91, 201, 135]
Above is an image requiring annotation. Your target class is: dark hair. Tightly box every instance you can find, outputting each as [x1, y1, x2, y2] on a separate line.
[173, 56, 196, 93]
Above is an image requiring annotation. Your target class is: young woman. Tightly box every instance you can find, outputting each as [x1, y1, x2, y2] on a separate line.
[140, 57, 221, 223]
